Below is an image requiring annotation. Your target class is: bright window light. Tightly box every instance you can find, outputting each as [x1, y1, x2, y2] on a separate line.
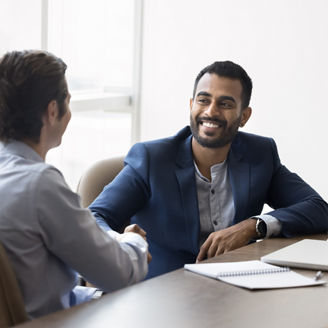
[0, 0, 141, 190]
[47, 0, 135, 94]
[47, 111, 132, 189]
[0, 0, 42, 54]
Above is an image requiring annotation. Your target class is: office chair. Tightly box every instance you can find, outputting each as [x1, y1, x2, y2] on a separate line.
[77, 156, 124, 208]
[77, 156, 126, 287]
[0, 242, 29, 327]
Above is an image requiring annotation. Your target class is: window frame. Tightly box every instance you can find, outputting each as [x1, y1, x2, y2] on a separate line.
[40, 0, 143, 144]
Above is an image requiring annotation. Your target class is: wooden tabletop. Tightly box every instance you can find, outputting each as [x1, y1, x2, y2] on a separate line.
[17, 235, 328, 328]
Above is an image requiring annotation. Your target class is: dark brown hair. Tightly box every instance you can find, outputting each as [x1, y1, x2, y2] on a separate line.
[193, 61, 253, 109]
[0, 50, 67, 142]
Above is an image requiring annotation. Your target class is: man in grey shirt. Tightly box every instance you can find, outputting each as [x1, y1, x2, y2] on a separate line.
[0, 50, 149, 318]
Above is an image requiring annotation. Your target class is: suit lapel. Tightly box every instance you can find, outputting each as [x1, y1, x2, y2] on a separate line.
[173, 128, 251, 253]
[175, 134, 200, 254]
[228, 134, 251, 224]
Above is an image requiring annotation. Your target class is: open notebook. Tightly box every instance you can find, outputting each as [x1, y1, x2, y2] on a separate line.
[261, 239, 328, 270]
[184, 260, 326, 290]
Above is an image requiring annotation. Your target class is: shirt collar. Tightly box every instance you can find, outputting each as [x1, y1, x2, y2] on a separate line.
[194, 159, 227, 182]
[0, 140, 44, 163]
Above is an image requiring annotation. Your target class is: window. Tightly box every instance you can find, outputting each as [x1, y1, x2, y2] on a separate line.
[0, 0, 142, 189]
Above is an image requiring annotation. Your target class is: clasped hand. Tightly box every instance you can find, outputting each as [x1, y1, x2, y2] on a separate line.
[123, 223, 152, 263]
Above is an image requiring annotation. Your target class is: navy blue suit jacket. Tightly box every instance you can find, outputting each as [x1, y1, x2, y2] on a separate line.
[90, 126, 328, 278]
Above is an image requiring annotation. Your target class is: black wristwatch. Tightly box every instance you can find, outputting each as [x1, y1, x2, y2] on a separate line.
[253, 218, 267, 239]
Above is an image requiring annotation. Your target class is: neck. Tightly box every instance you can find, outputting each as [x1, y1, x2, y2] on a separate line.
[192, 137, 231, 180]
[22, 139, 48, 160]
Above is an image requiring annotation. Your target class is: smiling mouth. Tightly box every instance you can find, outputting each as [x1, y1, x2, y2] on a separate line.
[202, 121, 220, 128]
[199, 119, 226, 129]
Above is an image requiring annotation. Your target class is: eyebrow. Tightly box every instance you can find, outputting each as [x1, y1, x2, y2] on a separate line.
[196, 91, 236, 104]
[196, 91, 212, 98]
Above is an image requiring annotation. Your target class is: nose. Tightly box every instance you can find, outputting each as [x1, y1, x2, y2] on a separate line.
[204, 101, 220, 117]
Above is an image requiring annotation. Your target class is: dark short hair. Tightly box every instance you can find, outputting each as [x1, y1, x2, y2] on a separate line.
[192, 61, 253, 109]
[0, 50, 68, 143]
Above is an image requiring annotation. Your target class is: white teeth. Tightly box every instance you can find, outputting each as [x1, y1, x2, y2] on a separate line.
[203, 122, 219, 128]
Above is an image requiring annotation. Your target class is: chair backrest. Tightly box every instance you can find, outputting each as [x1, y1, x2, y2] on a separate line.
[77, 156, 124, 207]
[0, 242, 29, 327]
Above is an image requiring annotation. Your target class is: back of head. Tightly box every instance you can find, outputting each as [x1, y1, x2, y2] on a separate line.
[193, 61, 253, 109]
[0, 50, 67, 143]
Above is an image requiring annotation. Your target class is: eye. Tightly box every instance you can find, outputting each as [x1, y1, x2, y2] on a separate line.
[197, 97, 210, 104]
[221, 101, 233, 109]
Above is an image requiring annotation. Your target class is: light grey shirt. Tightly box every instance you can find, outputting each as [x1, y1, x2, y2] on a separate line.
[195, 161, 235, 245]
[195, 161, 281, 246]
[0, 141, 148, 318]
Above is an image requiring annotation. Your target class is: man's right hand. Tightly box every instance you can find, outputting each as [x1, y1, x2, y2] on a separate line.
[122, 224, 152, 263]
[124, 223, 147, 240]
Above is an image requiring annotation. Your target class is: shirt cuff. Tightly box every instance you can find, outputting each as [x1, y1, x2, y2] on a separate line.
[117, 232, 148, 253]
[253, 214, 282, 238]
[116, 232, 149, 280]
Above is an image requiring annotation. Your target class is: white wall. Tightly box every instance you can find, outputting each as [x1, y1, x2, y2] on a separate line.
[0, 0, 41, 55]
[140, 0, 328, 201]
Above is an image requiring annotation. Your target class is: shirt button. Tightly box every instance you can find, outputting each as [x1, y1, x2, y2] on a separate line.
[213, 220, 218, 225]
[211, 189, 215, 194]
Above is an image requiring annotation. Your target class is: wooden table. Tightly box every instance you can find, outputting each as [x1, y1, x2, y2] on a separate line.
[17, 235, 328, 328]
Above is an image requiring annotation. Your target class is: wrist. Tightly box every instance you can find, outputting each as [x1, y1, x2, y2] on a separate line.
[250, 217, 267, 239]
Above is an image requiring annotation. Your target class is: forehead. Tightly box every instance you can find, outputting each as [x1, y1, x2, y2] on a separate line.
[196, 73, 243, 101]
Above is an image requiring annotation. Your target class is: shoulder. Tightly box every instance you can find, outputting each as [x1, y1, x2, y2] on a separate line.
[234, 131, 274, 143]
[25, 162, 71, 201]
[34, 164, 82, 222]
[233, 131, 276, 150]
[127, 126, 192, 161]
[7, 158, 65, 194]
[29, 162, 64, 186]
[231, 132, 279, 164]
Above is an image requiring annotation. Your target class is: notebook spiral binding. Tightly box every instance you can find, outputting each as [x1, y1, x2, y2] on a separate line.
[216, 266, 290, 278]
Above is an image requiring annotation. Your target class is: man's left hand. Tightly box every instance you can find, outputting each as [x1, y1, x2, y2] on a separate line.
[196, 218, 257, 262]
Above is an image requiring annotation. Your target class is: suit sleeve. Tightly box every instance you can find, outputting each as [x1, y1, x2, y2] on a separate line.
[89, 142, 151, 231]
[265, 139, 328, 237]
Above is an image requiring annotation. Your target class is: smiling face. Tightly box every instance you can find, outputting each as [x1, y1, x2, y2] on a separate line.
[190, 73, 251, 149]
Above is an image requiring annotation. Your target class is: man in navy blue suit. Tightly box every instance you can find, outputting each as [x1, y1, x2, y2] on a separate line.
[90, 61, 328, 278]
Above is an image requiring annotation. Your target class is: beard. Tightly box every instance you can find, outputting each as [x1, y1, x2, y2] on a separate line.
[190, 114, 242, 148]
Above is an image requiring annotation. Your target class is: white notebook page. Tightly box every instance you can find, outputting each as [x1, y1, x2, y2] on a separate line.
[184, 260, 326, 289]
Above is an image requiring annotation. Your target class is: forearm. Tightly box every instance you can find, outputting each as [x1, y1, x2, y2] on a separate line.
[116, 233, 149, 284]
[89, 165, 149, 231]
[268, 198, 328, 237]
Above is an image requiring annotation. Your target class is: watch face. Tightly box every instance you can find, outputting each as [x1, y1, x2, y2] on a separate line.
[257, 219, 267, 238]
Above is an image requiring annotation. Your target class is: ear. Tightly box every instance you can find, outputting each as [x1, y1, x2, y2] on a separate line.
[43, 100, 59, 126]
[239, 107, 252, 128]
[189, 98, 194, 111]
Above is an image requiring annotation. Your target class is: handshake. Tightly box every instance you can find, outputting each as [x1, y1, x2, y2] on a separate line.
[116, 223, 152, 263]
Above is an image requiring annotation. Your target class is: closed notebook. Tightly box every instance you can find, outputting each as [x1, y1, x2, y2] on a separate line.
[184, 260, 325, 289]
[261, 239, 328, 270]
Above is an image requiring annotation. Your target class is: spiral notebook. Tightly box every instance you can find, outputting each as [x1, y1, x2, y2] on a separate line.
[184, 260, 326, 289]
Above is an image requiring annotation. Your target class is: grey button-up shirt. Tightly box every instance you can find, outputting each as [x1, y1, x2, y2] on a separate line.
[195, 161, 235, 245]
[0, 141, 148, 318]
[195, 161, 281, 246]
